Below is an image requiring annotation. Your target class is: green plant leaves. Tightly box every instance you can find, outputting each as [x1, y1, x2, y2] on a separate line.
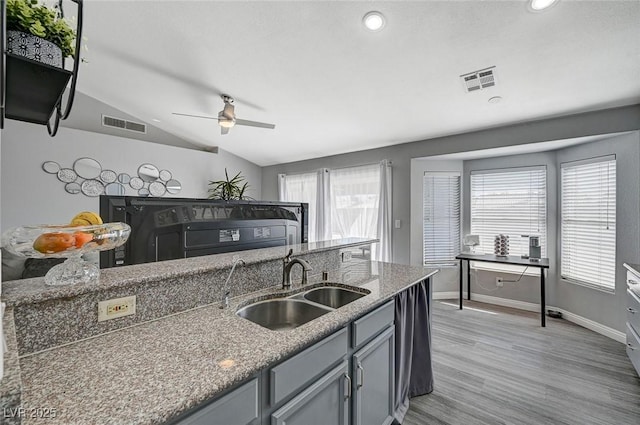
[208, 169, 253, 201]
[6, 0, 76, 58]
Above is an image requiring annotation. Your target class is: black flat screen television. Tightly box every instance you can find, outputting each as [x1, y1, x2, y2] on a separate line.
[99, 196, 308, 268]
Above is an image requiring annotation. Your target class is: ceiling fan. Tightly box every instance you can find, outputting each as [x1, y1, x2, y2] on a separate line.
[173, 95, 276, 135]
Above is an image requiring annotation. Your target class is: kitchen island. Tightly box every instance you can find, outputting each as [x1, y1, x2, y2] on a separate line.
[1, 239, 437, 424]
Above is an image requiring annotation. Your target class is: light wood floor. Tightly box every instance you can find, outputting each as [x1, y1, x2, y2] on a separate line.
[404, 300, 640, 425]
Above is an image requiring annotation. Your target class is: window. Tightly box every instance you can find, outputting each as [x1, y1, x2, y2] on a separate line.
[278, 172, 318, 242]
[330, 164, 380, 242]
[423, 172, 461, 266]
[470, 167, 547, 262]
[561, 156, 616, 291]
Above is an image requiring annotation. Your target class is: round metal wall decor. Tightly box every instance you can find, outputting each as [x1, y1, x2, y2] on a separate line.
[149, 181, 166, 197]
[43, 158, 181, 197]
[74, 157, 102, 179]
[81, 179, 104, 197]
[57, 168, 77, 183]
[42, 161, 60, 174]
[100, 170, 117, 183]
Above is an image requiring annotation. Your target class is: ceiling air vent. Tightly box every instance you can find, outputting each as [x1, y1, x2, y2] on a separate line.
[102, 115, 147, 134]
[460, 66, 496, 93]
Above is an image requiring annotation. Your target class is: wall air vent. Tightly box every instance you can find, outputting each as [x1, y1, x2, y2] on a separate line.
[460, 67, 497, 93]
[102, 115, 147, 134]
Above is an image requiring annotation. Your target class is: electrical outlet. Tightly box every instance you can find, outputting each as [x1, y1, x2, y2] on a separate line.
[98, 295, 136, 322]
[495, 277, 504, 288]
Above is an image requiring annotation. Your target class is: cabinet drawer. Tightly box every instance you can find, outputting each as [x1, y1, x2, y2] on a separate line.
[352, 301, 394, 349]
[177, 378, 259, 425]
[270, 327, 348, 406]
[626, 323, 640, 376]
[627, 289, 640, 334]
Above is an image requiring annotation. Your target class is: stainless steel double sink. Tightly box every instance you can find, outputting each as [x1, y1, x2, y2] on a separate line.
[237, 285, 370, 331]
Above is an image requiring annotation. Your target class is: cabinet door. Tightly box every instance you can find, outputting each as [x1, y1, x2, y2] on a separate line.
[271, 361, 350, 425]
[352, 326, 395, 425]
[176, 378, 259, 425]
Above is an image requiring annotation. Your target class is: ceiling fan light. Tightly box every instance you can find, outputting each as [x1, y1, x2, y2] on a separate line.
[530, 0, 559, 11]
[219, 119, 235, 128]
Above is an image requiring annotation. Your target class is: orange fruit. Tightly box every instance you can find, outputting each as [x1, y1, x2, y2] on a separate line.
[73, 231, 94, 249]
[33, 232, 75, 254]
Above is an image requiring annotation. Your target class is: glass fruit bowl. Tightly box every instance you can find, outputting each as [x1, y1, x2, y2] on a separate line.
[2, 222, 130, 286]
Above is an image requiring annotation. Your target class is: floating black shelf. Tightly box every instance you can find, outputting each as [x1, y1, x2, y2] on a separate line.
[5, 53, 72, 125]
[1, 0, 83, 135]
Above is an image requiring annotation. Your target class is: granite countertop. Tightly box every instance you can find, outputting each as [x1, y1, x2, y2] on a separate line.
[17, 261, 437, 425]
[2, 237, 376, 307]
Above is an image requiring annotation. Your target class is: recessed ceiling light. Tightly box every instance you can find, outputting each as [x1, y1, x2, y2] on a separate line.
[488, 96, 503, 104]
[363, 11, 385, 32]
[152, 118, 161, 122]
[529, 0, 559, 11]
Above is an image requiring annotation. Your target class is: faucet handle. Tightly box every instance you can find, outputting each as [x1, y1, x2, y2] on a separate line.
[285, 248, 294, 261]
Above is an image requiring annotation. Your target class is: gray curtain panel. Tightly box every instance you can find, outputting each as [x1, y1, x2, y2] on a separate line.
[393, 278, 433, 423]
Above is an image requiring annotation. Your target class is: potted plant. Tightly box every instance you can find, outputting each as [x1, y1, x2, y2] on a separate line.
[6, 0, 76, 67]
[208, 169, 253, 201]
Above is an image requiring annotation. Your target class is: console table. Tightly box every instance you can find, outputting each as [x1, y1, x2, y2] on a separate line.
[455, 253, 550, 327]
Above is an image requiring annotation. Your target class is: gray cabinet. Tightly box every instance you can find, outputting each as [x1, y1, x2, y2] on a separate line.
[352, 326, 395, 425]
[176, 378, 259, 425]
[625, 266, 640, 376]
[271, 360, 350, 425]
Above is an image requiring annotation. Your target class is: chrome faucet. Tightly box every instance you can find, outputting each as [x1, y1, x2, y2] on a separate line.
[221, 258, 245, 308]
[282, 249, 312, 290]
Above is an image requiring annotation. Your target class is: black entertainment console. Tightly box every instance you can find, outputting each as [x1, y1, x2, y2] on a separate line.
[99, 196, 309, 268]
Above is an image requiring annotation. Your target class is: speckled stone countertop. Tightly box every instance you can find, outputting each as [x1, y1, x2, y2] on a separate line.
[2, 237, 375, 306]
[18, 261, 437, 425]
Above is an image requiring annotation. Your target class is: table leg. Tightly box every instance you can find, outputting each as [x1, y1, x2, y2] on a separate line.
[467, 260, 471, 301]
[459, 260, 463, 310]
[541, 268, 546, 327]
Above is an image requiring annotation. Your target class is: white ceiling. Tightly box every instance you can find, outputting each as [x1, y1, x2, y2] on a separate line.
[77, 0, 640, 166]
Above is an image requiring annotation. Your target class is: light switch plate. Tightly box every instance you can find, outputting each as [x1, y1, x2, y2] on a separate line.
[98, 295, 136, 322]
[394, 219, 401, 229]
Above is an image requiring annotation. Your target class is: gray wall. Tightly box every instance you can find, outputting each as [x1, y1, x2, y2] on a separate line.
[555, 132, 640, 332]
[462, 152, 558, 306]
[262, 105, 640, 265]
[1, 121, 262, 231]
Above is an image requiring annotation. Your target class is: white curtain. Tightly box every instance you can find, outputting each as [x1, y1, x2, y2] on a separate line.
[316, 169, 332, 242]
[377, 160, 392, 262]
[279, 161, 393, 261]
[278, 172, 318, 242]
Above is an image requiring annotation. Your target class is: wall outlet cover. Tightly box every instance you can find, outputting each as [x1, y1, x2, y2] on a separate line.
[98, 295, 136, 322]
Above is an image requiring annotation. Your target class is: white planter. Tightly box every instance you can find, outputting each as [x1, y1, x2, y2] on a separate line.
[7, 30, 63, 67]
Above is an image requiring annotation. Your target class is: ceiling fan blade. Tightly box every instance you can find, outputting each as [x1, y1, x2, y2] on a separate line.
[221, 126, 230, 135]
[235, 118, 275, 129]
[222, 103, 235, 120]
[173, 112, 220, 120]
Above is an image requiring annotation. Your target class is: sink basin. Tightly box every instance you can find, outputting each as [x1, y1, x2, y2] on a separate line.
[237, 299, 332, 331]
[303, 286, 367, 309]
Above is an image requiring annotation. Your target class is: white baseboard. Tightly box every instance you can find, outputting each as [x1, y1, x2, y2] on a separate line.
[550, 307, 626, 344]
[433, 291, 462, 300]
[433, 291, 626, 344]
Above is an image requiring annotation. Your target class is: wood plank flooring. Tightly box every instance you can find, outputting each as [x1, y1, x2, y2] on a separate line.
[404, 300, 640, 425]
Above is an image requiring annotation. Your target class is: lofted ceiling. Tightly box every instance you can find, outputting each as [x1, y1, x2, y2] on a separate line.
[76, 0, 640, 166]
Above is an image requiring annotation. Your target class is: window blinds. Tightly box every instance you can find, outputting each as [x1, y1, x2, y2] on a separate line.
[561, 157, 616, 290]
[470, 167, 547, 257]
[423, 173, 461, 266]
